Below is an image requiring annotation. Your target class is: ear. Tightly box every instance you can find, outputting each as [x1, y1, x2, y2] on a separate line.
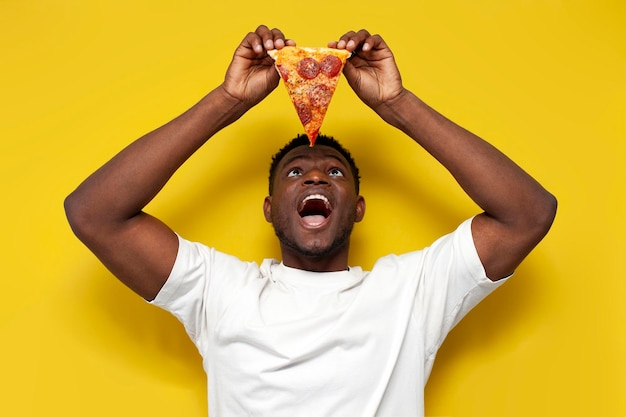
[263, 196, 273, 223]
[355, 195, 366, 222]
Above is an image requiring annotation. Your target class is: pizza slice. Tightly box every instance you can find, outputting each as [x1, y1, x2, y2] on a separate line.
[268, 46, 351, 146]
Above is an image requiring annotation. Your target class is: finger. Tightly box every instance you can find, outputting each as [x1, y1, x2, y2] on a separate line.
[360, 34, 386, 52]
[335, 29, 372, 52]
[255, 25, 278, 51]
[262, 27, 295, 51]
[244, 25, 272, 54]
[269, 28, 287, 49]
[333, 30, 357, 50]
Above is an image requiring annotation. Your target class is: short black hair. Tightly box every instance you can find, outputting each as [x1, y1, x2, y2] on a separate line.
[268, 133, 360, 195]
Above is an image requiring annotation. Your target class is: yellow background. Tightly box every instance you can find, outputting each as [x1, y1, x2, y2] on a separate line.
[1, 0, 624, 416]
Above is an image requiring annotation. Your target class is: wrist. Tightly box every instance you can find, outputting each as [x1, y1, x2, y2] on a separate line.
[373, 89, 414, 125]
[193, 85, 252, 131]
[213, 85, 252, 116]
[374, 89, 428, 133]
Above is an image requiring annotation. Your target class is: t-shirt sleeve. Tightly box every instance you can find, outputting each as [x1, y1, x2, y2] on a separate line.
[149, 235, 255, 352]
[149, 235, 211, 347]
[411, 217, 510, 358]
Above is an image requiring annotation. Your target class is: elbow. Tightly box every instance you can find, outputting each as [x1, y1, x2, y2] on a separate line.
[543, 191, 558, 226]
[64, 190, 93, 243]
[64, 191, 83, 238]
[532, 190, 558, 241]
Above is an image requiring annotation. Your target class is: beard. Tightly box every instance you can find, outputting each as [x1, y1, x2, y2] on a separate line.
[273, 221, 355, 259]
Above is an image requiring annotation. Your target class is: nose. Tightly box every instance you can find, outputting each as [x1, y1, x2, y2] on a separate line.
[303, 169, 329, 186]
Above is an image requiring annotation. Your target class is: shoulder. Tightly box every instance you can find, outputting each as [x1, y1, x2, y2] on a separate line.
[370, 218, 477, 273]
[363, 218, 507, 303]
[152, 235, 270, 306]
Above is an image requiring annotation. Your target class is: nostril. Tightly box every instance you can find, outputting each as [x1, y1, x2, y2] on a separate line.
[304, 178, 328, 185]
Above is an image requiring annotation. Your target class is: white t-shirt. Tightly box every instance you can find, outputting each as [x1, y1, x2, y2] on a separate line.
[152, 218, 507, 417]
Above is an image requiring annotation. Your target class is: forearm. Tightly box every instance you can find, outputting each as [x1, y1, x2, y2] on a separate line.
[377, 89, 556, 228]
[65, 85, 249, 234]
[340, 28, 555, 279]
[64, 26, 291, 299]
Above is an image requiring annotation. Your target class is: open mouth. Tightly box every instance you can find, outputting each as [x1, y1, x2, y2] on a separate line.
[298, 194, 332, 227]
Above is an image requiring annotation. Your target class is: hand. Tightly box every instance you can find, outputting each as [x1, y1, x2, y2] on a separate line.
[222, 25, 296, 106]
[329, 30, 404, 111]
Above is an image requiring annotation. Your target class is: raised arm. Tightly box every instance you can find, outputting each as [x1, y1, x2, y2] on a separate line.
[332, 31, 557, 281]
[64, 26, 294, 300]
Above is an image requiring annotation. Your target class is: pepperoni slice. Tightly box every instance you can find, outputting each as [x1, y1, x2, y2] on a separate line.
[308, 84, 331, 108]
[295, 102, 312, 125]
[277, 64, 289, 81]
[297, 58, 320, 79]
[320, 55, 342, 77]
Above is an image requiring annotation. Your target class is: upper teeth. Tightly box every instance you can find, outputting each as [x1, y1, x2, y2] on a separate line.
[303, 194, 330, 206]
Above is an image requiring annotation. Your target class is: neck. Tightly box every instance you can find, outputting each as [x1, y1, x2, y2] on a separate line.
[280, 245, 350, 272]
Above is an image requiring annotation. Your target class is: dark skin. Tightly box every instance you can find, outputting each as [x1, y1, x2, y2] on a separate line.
[65, 26, 557, 301]
[264, 145, 365, 272]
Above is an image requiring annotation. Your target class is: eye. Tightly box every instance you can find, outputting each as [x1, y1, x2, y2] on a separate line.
[287, 168, 303, 177]
[328, 168, 344, 177]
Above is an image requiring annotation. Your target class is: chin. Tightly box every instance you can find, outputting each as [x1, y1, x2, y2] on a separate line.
[299, 244, 338, 259]
[277, 232, 351, 259]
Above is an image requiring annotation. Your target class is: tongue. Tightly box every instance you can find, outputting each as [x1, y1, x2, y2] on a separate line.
[302, 215, 326, 226]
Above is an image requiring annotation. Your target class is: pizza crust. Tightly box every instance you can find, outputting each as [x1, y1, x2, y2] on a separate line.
[267, 47, 350, 60]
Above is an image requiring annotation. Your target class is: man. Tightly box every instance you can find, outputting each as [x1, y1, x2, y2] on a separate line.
[65, 26, 557, 416]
